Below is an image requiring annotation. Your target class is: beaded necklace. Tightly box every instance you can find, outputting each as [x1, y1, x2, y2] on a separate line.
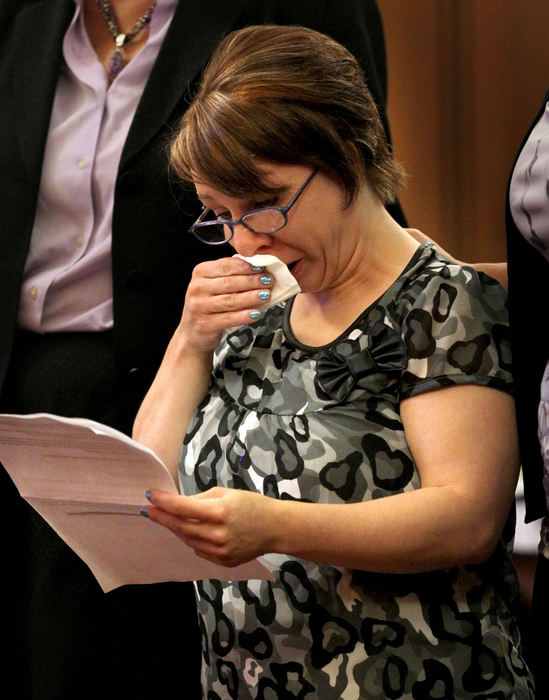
[93, 0, 157, 80]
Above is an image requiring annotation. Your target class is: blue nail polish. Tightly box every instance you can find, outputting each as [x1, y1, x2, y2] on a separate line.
[140, 507, 149, 518]
[258, 290, 270, 300]
[251, 265, 263, 272]
[260, 275, 272, 285]
[146, 490, 152, 501]
[249, 310, 261, 319]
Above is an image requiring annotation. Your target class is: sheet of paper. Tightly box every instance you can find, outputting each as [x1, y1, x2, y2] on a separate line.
[0, 413, 273, 592]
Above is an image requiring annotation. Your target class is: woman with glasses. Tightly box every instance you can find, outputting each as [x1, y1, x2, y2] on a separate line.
[134, 25, 534, 698]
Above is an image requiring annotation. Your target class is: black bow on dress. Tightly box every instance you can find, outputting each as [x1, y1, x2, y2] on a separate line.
[316, 322, 407, 402]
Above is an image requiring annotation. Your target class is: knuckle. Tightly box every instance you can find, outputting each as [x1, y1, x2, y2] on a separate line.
[216, 311, 242, 330]
[186, 297, 200, 315]
[192, 262, 209, 278]
[222, 293, 237, 311]
[205, 532, 224, 554]
[214, 499, 229, 520]
[221, 275, 235, 292]
[219, 258, 238, 276]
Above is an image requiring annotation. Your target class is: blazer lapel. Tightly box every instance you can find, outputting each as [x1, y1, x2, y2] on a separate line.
[121, 0, 249, 167]
[11, 0, 74, 186]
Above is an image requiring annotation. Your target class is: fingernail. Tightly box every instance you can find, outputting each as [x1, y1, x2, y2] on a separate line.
[145, 490, 152, 501]
[249, 310, 261, 319]
[251, 265, 263, 271]
[140, 507, 149, 518]
[260, 275, 272, 285]
[258, 290, 270, 300]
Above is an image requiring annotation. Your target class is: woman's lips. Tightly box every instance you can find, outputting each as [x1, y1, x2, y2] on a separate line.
[288, 260, 301, 277]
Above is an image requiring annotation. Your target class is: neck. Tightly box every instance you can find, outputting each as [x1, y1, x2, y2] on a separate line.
[97, 0, 156, 32]
[84, 0, 156, 78]
[290, 190, 419, 346]
[318, 189, 417, 305]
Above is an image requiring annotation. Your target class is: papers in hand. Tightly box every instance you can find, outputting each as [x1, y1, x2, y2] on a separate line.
[235, 254, 301, 307]
[0, 413, 273, 592]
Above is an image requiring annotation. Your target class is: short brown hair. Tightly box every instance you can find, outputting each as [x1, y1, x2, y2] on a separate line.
[170, 25, 405, 205]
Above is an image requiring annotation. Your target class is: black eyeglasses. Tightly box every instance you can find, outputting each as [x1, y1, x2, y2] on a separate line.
[189, 168, 318, 245]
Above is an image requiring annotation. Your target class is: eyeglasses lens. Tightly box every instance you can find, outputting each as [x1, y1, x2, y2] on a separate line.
[242, 209, 286, 234]
[194, 208, 288, 242]
[195, 210, 232, 243]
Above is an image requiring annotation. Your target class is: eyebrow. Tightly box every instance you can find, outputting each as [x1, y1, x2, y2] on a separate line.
[196, 183, 288, 209]
[195, 192, 217, 205]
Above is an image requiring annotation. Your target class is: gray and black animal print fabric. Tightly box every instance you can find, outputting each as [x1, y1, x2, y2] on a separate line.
[180, 243, 534, 699]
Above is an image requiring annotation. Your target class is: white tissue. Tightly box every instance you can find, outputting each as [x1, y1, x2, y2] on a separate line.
[235, 254, 301, 308]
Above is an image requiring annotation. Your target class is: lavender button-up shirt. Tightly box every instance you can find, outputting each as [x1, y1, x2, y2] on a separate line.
[18, 0, 178, 333]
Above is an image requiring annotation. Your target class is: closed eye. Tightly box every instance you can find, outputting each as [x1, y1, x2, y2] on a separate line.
[253, 197, 278, 209]
[213, 210, 232, 221]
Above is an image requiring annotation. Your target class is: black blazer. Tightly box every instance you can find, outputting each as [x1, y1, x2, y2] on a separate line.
[0, 0, 400, 433]
[507, 89, 549, 522]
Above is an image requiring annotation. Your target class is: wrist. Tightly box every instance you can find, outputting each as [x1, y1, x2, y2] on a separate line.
[264, 496, 294, 555]
[168, 328, 215, 366]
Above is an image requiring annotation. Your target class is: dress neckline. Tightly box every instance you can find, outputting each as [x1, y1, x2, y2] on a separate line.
[282, 242, 434, 352]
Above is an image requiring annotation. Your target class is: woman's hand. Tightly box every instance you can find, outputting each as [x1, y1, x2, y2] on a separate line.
[142, 487, 277, 568]
[133, 258, 273, 476]
[141, 384, 520, 574]
[406, 228, 463, 264]
[181, 257, 274, 352]
[406, 228, 508, 287]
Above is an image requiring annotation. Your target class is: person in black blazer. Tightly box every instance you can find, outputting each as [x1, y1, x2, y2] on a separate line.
[0, 1, 404, 699]
[506, 89, 549, 698]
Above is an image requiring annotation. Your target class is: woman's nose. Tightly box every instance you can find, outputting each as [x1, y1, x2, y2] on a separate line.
[231, 223, 273, 258]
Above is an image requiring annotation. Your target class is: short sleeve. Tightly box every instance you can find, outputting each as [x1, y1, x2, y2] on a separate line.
[399, 265, 513, 399]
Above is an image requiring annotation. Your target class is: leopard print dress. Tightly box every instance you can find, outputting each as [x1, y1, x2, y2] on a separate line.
[180, 243, 534, 699]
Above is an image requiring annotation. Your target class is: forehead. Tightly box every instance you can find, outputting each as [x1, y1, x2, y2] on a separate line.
[194, 162, 303, 203]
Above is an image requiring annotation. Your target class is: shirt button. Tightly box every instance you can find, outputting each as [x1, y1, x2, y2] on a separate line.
[29, 287, 38, 300]
[77, 158, 87, 170]
[76, 233, 84, 247]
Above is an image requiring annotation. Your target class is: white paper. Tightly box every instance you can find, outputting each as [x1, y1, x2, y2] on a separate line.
[235, 254, 301, 307]
[0, 413, 273, 592]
